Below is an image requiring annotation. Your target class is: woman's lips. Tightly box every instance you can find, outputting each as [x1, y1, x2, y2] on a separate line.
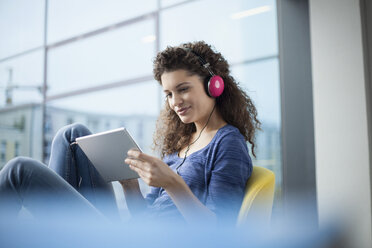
[177, 107, 190, 116]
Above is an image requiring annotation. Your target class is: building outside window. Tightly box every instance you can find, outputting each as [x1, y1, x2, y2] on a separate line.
[14, 141, 20, 157]
[0, 141, 6, 163]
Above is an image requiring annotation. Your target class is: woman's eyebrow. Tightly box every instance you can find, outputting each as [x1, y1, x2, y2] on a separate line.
[176, 82, 191, 89]
[163, 82, 191, 92]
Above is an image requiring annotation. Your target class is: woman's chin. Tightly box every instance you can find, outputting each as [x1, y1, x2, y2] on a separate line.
[179, 116, 193, 124]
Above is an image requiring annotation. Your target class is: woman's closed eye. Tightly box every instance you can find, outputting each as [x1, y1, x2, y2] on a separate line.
[165, 92, 172, 99]
[165, 87, 189, 99]
[178, 87, 189, 93]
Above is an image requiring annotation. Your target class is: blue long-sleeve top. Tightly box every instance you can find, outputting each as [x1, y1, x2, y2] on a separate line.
[144, 124, 252, 222]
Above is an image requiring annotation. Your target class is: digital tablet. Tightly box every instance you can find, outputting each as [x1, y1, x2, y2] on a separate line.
[75, 127, 141, 182]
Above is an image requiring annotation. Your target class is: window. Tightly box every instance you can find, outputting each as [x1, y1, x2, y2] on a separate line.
[231, 58, 281, 187]
[160, 0, 278, 63]
[0, 51, 44, 108]
[47, 19, 155, 96]
[47, 0, 157, 44]
[0, 0, 44, 58]
[46, 80, 159, 155]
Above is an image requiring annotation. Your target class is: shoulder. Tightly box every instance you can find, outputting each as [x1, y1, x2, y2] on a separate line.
[163, 152, 177, 164]
[208, 125, 252, 178]
[210, 125, 251, 162]
[213, 125, 247, 149]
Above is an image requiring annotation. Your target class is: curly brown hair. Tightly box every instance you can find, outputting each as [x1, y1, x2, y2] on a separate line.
[152, 41, 261, 158]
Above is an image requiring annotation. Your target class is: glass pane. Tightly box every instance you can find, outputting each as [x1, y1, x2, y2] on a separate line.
[160, 0, 278, 64]
[232, 59, 281, 126]
[45, 81, 161, 162]
[0, 50, 44, 108]
[47, 19, 155, 96]
[0, 104, 43, 170]
[48, 0, 157, 44]
[0, 0, 44, 58]
[231, 58, 282, 194]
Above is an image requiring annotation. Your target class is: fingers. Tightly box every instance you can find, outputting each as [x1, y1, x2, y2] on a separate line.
[128, 164, 149, 179]
[125, 157, 154, 179]
[125, 157, 148, 171]
[127, 149, 156, 163]
[124, 157, 138, 167]
[128, 164, 153, 186]
[131, 165, 153, 185]
[125, 157, 156, 185]
[125, 149, 167, 187]
[126, 149, 156, 172]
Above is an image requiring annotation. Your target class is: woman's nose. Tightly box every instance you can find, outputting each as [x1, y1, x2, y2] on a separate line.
[171, 94, 183, 107]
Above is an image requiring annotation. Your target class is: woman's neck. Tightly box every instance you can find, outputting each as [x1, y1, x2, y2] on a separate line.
[194, 109, 227, 134]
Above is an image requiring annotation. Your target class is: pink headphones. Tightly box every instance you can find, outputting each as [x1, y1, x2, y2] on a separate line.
[183, 48, 225, 98]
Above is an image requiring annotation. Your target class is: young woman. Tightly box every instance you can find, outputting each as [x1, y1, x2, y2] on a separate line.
[0, 41, 260, 224]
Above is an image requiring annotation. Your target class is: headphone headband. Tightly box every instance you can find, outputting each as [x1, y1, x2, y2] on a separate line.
[181, 46, 224, 98]
[182, 47, 215, 76]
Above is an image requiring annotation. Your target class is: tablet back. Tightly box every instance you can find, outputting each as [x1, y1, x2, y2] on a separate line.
[76, 127, 140, 182]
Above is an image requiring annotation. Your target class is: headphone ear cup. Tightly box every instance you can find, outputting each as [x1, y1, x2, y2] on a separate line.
[208, 75, 224, 98]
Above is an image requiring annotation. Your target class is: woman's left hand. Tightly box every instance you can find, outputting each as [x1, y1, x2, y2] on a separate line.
[125, 149, 179, 189]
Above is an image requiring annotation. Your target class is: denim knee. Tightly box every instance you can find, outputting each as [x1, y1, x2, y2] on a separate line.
[2, 156, 41, 179]
[53, 123, 91, 144]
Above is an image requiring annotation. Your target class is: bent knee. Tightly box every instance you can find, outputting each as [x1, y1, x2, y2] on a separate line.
[68, 123, 89, 133]
[56, 123, 91, 140]
[2, 156, 42, 175]
[57, 123, 89, 135]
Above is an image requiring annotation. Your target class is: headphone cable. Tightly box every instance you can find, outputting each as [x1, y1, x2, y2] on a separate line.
[176, 104, 216, 173]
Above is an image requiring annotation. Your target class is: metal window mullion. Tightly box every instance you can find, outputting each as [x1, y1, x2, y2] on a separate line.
[0, 47, 44, 64]
[41, 0, 48, 162]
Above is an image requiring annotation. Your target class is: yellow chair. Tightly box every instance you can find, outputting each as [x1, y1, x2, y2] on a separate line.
[237, 166, 275, 227]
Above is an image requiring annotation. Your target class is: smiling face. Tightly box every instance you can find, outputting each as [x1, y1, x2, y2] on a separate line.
[161, 69, 216, 124]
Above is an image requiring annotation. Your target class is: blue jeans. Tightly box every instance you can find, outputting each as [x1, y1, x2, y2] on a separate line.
[0, 123, 119, 221]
